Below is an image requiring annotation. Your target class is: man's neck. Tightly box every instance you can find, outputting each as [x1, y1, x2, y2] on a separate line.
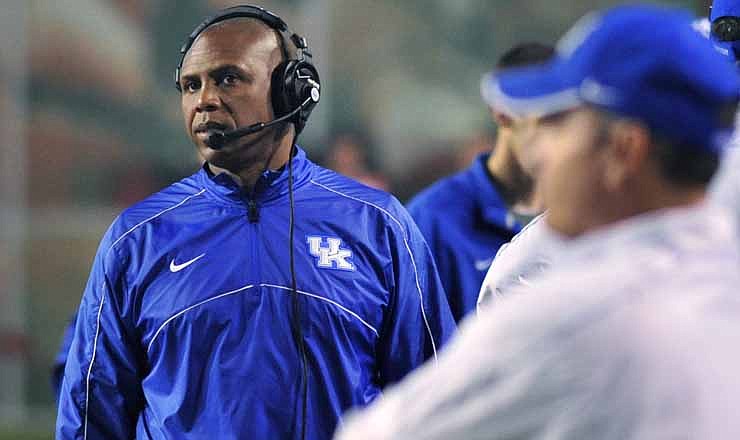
[549, 182, 707, 239]
[209, 134, 294, 190]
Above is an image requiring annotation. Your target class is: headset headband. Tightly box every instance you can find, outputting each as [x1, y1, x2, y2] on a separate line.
[174, 5, 311, 90]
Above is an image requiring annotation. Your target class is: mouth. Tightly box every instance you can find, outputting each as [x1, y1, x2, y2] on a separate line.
[194, 122, 231, 147]
[194, 121, 229, 135]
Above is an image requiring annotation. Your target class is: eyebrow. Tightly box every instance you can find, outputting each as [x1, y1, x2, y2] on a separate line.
[180, 64, 254, 84]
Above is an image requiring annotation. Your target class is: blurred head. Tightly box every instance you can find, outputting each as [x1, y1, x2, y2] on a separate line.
[482, 43, 555, 177]
[488, 5, 739, 237]
[531, 106, 726, 236]
[179, 17, 293, 173]
[326, 133, 369, 176]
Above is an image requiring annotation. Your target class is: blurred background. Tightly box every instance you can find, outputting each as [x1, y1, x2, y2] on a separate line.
[0, 0, 708, 437]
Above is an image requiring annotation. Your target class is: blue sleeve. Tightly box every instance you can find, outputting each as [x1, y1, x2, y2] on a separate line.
[377, 207, 456, 386]
[405, 196, 461, 321]
[56, 239, 145, 439]
[52, 315, 77, 402]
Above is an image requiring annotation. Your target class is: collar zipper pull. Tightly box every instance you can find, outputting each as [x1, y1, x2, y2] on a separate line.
[247, 199, 260, 223]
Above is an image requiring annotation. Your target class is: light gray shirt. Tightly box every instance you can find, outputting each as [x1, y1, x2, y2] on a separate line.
[476, 212, 563, 308]
[336, 203, 740, 440]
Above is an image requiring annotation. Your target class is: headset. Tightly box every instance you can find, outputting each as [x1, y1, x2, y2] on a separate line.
[174, 5, 321, 143]
[175, 6, 317, 439]
[712, 16, 740, 42]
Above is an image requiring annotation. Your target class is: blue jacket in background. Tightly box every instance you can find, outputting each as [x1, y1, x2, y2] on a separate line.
[52, 316, 76, 401]
[56, 147, 455, 439]
[407, 153, 523, 323]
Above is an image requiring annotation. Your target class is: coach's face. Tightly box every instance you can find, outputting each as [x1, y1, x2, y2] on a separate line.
[179, 19, 286, 170]
[535, 107, 612, 237]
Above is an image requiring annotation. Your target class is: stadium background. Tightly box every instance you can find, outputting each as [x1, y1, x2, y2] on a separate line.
[0, 0, 707, 437]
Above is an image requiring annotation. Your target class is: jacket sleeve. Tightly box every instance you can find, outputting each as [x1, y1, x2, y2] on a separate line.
[406, 197, 457, 318]
[377, 207, 456, 386]
[56, 237, 145, 439]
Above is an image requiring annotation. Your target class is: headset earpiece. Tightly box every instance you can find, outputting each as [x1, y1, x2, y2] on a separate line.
[272, 59, 320, 134]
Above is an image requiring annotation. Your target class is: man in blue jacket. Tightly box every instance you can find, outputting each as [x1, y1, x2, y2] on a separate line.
[406, 43, 554, 323]
[56, 5, 455, 439]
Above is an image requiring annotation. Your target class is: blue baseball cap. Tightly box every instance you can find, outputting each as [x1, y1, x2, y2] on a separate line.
[481, 5, 740, 153]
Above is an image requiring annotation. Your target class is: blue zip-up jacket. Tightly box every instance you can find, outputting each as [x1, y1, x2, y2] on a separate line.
[407, 153, 523, 323]
[56, 147, 455, 439]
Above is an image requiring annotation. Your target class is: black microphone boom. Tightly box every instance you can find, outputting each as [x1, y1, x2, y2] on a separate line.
[206, 96, 314, 150]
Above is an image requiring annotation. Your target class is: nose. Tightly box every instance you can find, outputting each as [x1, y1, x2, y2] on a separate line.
[196, 82, 221, 113]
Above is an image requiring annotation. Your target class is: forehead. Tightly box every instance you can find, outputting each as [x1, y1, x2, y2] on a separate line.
[180, 19, 281, 76]
[537, 106, 598, 127]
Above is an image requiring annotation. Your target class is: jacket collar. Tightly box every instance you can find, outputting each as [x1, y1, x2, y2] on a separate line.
[469, 153, 523, 233]
[197, 146, 314, 206]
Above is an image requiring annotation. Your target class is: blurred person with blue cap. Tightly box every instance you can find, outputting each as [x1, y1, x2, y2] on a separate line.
[335, 5, 740, 439]
[476, 0, 740, 308]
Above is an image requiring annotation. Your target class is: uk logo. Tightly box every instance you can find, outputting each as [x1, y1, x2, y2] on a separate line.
[306, 236, 356, 271]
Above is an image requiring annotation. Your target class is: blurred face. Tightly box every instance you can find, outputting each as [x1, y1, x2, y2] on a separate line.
[508, 115, 544, 178]
[534, 107, 612, 236]
[179, 19, 285, 170]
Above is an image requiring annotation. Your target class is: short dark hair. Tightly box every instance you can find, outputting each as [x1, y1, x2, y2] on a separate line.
[595, 104, 732, 186]
[649, 136, 720, 186]
[650, 101, 736, 186]
[496, 42, 555, 70]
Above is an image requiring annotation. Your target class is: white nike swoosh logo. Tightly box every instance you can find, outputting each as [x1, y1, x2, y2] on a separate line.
[475, 257, 494, 271]
[170, 253, 205, 272]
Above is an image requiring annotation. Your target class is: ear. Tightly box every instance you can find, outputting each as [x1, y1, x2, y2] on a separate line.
[602, 119, 651, 191]
[491, 109, 514, 128]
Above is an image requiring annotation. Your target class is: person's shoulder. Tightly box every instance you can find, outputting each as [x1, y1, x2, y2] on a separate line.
[309, 165, 407, 219]
[497, 213, 558, 257]
[481, 260, 637, 346]
[107, 171, 206, 242]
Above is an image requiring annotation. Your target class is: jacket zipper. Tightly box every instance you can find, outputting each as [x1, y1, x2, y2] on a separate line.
[246, 182, 260, 224]
[247, 198, 259, 223]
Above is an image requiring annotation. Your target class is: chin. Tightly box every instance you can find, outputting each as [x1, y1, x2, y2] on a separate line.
[195, 142, 227, 166]
[204, 145, 262, 173]
[201, 148, 232, 168]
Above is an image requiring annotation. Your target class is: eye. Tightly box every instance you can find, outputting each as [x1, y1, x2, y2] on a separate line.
[182, 80, 200, 94]
[221, 73, 240, 87]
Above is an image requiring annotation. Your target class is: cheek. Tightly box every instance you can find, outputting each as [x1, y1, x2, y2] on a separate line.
[539, 133, 587, 195]
[530, 128, 560, 169]
[181, 100, 195, 132]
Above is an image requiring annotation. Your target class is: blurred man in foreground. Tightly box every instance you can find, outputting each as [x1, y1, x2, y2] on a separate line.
[335, 5, 740, 439]
[477, 0, 740, 307]
[407, 43, 554, 322]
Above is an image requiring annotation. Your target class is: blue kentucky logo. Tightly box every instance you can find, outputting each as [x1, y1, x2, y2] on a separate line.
[306, 236, 355, 271]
